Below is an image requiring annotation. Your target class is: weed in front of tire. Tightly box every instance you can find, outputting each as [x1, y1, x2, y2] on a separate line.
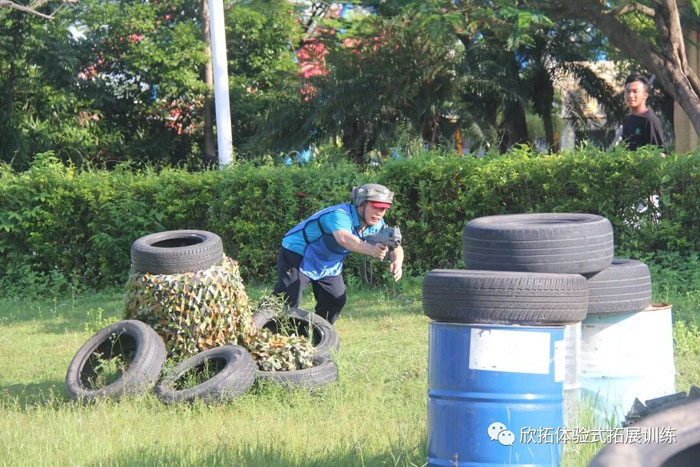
[83, 333, 135, 390]
[170, 358, 226, 391]
[83, 307, 120, 333]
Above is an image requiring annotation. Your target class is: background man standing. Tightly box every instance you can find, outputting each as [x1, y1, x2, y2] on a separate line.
[621, 73, 665, 150]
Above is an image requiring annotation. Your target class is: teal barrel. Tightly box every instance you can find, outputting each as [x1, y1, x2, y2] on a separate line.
[427, 322, 565, 466]
[580, 303, 676, 422]
[563, 322, 582, 427]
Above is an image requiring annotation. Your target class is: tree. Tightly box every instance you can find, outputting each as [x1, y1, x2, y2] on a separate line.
[457, 30, 531, 151]
[0, 0, 213, 168]
[0, 5, 107, 169]
[529, 0, 700, 137]
[225, 0, 303, 157]
[252, 5, 468, 161]
[1, 0, 305, 168]
[292, 1, 618, 155]
[519, 21, 624, 150]
[71, 0, 210, 166]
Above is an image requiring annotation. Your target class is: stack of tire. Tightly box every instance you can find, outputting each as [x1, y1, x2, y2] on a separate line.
[459, 212, 665, 424]
[65, 230, 338, 404]
[423, 213, 616, 466]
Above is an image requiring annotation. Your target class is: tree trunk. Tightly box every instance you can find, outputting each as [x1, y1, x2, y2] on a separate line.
[4, 14, 23, 120]
[5, 56, 16, 119]
[200, 0, 216, 165]
[534, 0, 700, 138]
[542, 110, 557, 152]
[535, 71, 556, 151]
[503, 99, 529, 150]
[502, 52, 529, 150]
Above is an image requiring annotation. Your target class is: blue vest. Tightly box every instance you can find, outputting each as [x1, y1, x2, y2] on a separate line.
[282, 203, 383, 280]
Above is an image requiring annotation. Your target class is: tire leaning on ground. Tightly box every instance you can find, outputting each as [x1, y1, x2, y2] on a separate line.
[65, 320, 167, 402]
[422, 269, 589, 325]
[252, 307, 340, 357]
[463, 213, 614, 274]
[589, 398, 700, 467]
[155, 345, 256, 403]
[256, 355, 339, 389]
[585, 259, 652, 314]
[130, 230, 224, 275]
[624, 387, 700, 427]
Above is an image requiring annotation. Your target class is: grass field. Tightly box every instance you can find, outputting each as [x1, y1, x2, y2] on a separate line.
[1, 268, 698, 467]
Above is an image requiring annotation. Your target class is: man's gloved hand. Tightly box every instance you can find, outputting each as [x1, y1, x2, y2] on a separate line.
[365, 226, 402, 262]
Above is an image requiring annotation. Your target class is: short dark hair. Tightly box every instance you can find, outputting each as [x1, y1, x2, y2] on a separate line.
[625, 73, 650, 92]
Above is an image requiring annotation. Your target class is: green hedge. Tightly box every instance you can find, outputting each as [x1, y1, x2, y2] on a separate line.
[2, 146, 699, 293]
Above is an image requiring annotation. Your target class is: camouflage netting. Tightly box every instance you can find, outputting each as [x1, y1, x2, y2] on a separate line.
[249, 332, 315, 371]
[250, 295, 316, 371]
[124, 255, 314, 370]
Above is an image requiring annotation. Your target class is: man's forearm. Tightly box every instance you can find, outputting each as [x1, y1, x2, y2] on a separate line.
[392, 245, 404, 264]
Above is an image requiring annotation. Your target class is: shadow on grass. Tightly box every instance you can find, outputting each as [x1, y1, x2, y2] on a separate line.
[89, 441, 428, 467]
[0, 379, 68, 408]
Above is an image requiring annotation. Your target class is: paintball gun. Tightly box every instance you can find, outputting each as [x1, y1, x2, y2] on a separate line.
[364, 226, 402, 262]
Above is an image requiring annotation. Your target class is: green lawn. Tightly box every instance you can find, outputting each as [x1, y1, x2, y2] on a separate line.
[0, 271, 698, 466]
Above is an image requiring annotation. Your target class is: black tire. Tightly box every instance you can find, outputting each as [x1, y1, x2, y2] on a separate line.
[65, 320, 166, 402]
[130, 230, 223, 275]
[463, 213, 614, 274]
[256, 355, 338, 389]
[624, 387, 700, 427]
[252, 307, 340, 357]
[155, 345, 256, 403]
[422, 269, 589, 324]
[585, 259, 652, 314]
[589, 398, 700, 467]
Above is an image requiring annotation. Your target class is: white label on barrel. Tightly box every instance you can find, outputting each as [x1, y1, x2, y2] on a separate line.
[469, 328, 550, 374]
[554, 340, 565, 382]
[580, 310, 675, 375]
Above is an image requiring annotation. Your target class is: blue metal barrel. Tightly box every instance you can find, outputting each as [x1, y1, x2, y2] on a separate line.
[427, 322, 565, 466]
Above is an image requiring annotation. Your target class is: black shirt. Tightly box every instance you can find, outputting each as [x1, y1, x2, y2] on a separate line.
[622, 110, 664, 150]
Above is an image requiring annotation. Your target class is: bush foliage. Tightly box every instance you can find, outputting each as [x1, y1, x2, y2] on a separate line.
[1, 145, 699, 294]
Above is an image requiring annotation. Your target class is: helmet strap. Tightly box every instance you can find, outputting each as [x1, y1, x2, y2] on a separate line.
[359, 203, 369, 230]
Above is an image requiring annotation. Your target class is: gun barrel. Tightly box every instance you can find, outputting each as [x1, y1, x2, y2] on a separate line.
[366, 226, 401, 248]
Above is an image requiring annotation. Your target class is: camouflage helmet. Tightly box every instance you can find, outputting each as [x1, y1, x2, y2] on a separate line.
[351, 183, 394, 207]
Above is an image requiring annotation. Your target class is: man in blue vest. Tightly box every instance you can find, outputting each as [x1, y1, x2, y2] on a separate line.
[273, 183, 405, 324]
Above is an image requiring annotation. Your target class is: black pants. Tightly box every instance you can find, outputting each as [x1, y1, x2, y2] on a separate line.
[273, 248, 347, 324]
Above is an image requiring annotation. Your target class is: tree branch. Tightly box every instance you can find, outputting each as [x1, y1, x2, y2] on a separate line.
[661, 0, 700, 97]
[611, 2, 656, 18]
[535, 1, 664, 65]
[0, 0, 63, 19]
